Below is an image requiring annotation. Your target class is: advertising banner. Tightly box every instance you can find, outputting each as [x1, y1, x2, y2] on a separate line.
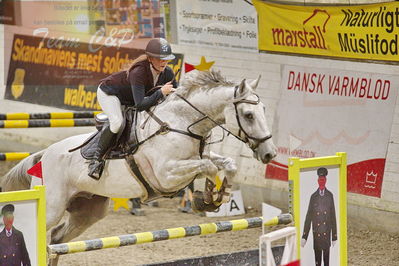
[267, 65, 399, 197]
[14, 0, 166, 38]
[5, 34, 183, 110]
[253, 0, 399, 62]
[176, 0, 258, 52]
[0, 0, 17, 25]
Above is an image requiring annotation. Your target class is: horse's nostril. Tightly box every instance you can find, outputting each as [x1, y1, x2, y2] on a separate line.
[263, 153, 273, 163]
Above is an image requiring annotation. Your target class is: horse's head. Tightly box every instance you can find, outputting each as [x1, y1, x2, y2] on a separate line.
[224, 76, 277, 164]
[165, 70, 276, 163]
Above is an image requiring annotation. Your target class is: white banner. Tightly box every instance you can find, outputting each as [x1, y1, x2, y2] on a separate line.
[176, 0, 258, 52]
[206, 190, 245, 217]
[267, 65, 399, 197]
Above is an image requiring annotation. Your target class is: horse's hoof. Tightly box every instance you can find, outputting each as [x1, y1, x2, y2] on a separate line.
[192, 191, 221, 212]
[178, 206, 192, 213]
[130, 208, 145, 216]
[148, 201, 159, 207]
[178, 200, 193, 213]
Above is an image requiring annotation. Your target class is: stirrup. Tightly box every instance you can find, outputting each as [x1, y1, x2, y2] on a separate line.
[88, 160, 105, 180]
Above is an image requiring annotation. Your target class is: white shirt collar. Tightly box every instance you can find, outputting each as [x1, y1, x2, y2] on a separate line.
[6, 228, 12, 237]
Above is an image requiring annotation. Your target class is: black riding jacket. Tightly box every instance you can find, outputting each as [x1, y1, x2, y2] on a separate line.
[99, 60, 176, 110]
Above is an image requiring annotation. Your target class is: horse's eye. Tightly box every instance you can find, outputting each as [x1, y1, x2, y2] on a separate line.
[244, 113, 254, 120]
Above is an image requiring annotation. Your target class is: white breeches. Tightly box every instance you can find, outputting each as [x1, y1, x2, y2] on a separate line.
[97, 87, 123, 133]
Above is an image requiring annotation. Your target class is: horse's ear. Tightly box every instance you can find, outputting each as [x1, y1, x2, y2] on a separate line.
[238, 79, 247, 95]
[249, 75, 261, 91]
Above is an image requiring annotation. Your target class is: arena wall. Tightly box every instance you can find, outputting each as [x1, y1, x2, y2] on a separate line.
[171, 0, 399, 233]
[1, 24, 5, 99]
[0, 0, 398, 233]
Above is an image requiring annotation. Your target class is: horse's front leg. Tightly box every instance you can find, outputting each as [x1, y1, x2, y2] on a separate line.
[208, 151, 237, 179]
[160, 158, 223, 213]
[161, 158, 218, 189]
[203, 151, 237, 203]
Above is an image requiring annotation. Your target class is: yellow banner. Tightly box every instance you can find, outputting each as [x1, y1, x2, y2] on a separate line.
[253, 0, 399, 62]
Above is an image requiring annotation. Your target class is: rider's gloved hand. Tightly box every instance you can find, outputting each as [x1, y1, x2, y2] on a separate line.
[161, 81, 175, 96]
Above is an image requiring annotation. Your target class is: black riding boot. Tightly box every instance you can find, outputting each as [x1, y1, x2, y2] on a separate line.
[88, 126, 116, 180]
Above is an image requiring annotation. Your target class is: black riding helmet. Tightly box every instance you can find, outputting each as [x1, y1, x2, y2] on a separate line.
[145, 38, 175, 60]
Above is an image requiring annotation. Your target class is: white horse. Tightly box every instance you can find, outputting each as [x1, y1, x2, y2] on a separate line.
[1, 70, 276, 264]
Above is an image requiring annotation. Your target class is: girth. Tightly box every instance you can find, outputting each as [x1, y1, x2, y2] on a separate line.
[123, 109, 208, 202]
[125, 155, 180, 202]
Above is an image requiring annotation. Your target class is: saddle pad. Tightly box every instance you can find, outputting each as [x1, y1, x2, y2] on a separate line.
[80, 131, 131, 160]
[80, 109, 139, 160]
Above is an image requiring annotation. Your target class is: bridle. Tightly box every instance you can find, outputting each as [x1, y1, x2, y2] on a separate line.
[129, 85, 272, 158]
[233, 86, 273, 150]
[174, 85, 272, 151]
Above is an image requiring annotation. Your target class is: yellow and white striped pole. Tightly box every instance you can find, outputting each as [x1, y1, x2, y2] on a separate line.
[0, 111, 101, 120]
[0, 152, 32, 161]
[48, 214, 292, 256]
[0, 119, 95, 128]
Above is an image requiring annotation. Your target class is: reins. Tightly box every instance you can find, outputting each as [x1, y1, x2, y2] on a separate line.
[125, 106, 208, 157]
[174, 85, 272, 149]
[127, 85, 273, 156]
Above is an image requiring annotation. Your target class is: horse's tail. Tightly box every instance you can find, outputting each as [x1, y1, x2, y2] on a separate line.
[0, 150, 45, 192]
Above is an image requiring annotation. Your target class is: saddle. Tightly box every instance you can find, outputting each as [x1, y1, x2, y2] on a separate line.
[71, 108, 140, 160]
[71, 107, 180, 202]
[69, 104, 210, 204]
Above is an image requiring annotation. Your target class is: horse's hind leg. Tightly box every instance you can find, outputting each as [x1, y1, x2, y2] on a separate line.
[50, 195, 109, 244]
[49, 195, 109, 266]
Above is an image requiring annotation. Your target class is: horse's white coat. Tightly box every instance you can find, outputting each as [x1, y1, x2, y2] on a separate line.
[1, 71, 277, 263]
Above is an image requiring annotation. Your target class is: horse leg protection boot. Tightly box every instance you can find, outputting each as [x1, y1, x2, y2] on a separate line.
[88, 126, 116, 180]
[191, 191, 222, 213]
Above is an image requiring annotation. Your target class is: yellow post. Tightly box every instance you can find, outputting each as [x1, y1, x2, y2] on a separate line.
[35, 186, 47, 266]
[0, 186, 47, 265]
[288, 153, 347, 266]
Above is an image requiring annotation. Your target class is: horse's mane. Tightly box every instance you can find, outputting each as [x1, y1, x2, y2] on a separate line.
[176, 69, 235, 98]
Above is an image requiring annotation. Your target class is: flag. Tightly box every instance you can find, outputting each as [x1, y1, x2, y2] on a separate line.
[185, 56, 215, 73]
[184, 62, 196, 73]
[27, 161, 42, 179]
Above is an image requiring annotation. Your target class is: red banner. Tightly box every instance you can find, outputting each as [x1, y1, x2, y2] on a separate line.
[266, 158, 385, 197]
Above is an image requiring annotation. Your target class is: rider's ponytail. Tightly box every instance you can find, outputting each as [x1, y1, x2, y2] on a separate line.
[124, 54, 148, 79]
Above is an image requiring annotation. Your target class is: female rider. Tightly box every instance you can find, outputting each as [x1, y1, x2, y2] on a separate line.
[88, 38, 177, 179]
